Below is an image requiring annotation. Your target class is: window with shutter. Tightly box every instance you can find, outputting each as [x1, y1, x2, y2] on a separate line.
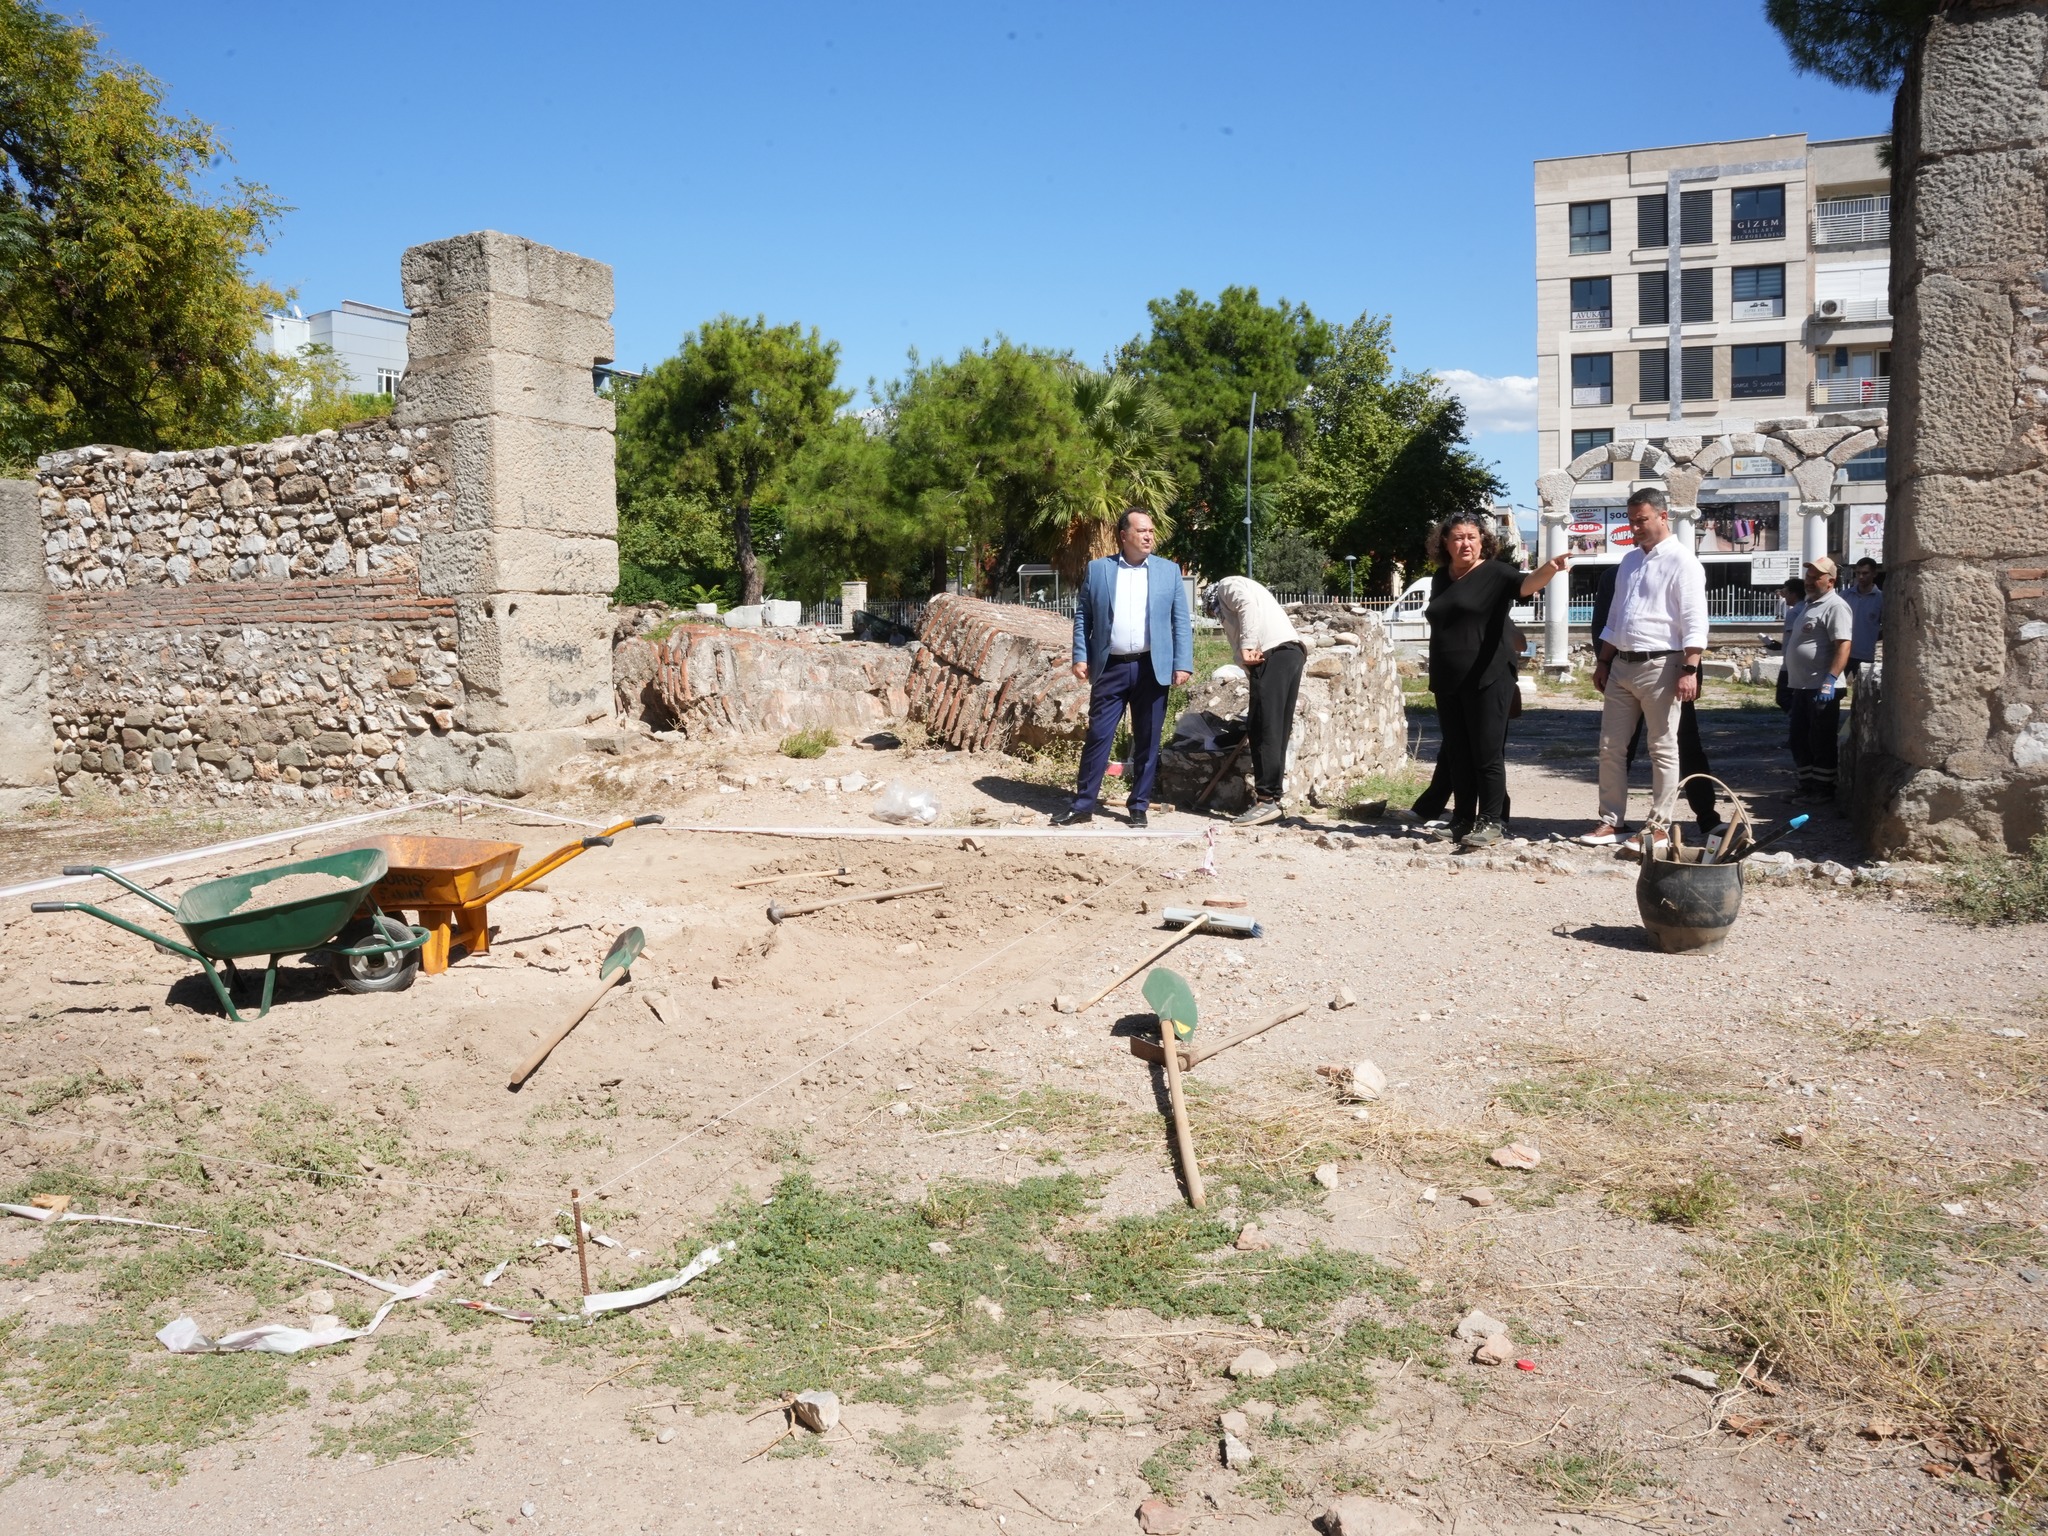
[1572, 428, 1614, 481]
[1681, 267, 1714, 323]
[1571, 353, 1614, 405]
[1732, 264, 1786, 319]
[1637, 194, 1668, 249]
[1639, 350, 1669, 404]
[1681, 190, 1714, 245]
[1569, 202, 1610, 254]
[1682, 347, 1716, 401]
[1638, 271, 1667, 326]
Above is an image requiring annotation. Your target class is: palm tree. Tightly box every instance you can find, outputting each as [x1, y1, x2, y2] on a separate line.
[1052, 368, 1178, 579]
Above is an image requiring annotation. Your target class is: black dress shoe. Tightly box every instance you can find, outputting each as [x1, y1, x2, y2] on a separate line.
[1128, 809, 1148, 828]
[1050, 808, 1094, 826]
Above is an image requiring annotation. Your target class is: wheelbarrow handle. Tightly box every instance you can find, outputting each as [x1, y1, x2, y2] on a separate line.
[631, 814, 665, 827]
[28, 899, 202, 961]
[579, 835, 615, 850]
[56, 864, 178, 913]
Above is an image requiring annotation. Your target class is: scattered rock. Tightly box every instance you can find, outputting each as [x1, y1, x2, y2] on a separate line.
[28, 1193, 70, 1214]
[1219, 1409, 1251, 1438]
[1722, 1413, 1772, 1437]
[928, 1240, 953, 1255]
[1316, 1059, 1386, 1101]
[1227, 1347, 1277, 1380]
[1487, 1141, 1541, 1170]
[1995, 1027, 2030, 1040]
[1312, 1163, 1341, 1190]
[1221, 1431, 1254, 1470]
[521, 1502, 537, 1519]
[1458, 1187, 1496, 1207]
[1862, 1416, 1900, 1440]
[1672, 1367, 1720, 1393]
[1136, 1499, 1188, 1535]
[1052, 994, 1080, 1014]
[1202, 894, 1248, 909]
[2021, 1267, 2043, 1284]
[1453, 1309, 1508, 1342]
[1318, 1496, 1424, 1535]
[1940, 1201, 1969, 1217]
[791, 1389, 840, 1432]
[1241, 1399, 1277, 1424]
[302, 1288, 335, 1314]
[1418, 1186, 1438, 1205]
[1234, 1223, 1271, 1252]
[656, 1426, 676, 1444]
[1329, 985, 1357, 1011]
[1472, 1333, 1516, 1366]
[888, 1102, 911, 1118]
[1779, 1124, 1810, 1148]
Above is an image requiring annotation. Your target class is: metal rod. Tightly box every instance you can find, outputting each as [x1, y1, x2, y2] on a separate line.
[1244, 390, 1257, 578]
[571, 1188, 591, 1298]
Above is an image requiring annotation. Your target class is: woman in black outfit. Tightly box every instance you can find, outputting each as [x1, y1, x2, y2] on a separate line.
[1423, 512, 1571, 851]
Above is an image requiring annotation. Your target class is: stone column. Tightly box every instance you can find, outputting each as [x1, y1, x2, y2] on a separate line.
[1861, 3, 2048, 853]
[1536, 472, 1573, 677]
[396, 231, 620, 793]
[1667, 464, 1702, 554]
[839, 579, 867, 635]
[0, 479, 53, 808]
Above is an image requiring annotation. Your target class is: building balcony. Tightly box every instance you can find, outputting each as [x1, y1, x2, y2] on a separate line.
[1813, 196, 1891, 246]
[1811, 376, 1889, 407]
[1570, 308, 1612, 331]
[1813, 296, 1891, 323]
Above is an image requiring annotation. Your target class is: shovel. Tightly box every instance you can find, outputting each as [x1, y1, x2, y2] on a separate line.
[509, 926, 644, 1091]
[1142, 967, 1205, 1209]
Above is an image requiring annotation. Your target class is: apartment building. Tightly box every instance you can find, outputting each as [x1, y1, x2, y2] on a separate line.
[1534, 133, 1890, 601]
[257, 300, 411, 398]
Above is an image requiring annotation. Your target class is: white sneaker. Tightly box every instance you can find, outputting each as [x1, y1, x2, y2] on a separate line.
[1576, 824, 1624, 847]
[1619, 828, 1670, 860]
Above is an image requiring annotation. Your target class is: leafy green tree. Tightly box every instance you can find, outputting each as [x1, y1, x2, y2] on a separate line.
[1120, 286, 1335, 576]
[776, 416, 907, 599]
[879, 340, 1104, 595]
[1763, 0, 1938, 92]
[1054, 367, 1177, 573]
[1278, 313, 1501, 585]
[0, 0, 287, 461]
[616, 315, 851, 605]
[1251, 529, 1329, 593]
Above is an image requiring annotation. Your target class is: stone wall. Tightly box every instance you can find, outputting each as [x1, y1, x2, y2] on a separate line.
[615, 626, 913, 738]
[6, 229, 622, 807]
[1159, 608, 1406, 811]
[1858, 3, 2048, 854]
[906, 595, 1092, 753]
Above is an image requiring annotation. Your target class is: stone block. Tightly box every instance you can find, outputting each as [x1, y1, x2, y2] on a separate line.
[1664, 465, 1702, 507]
[1912, 148, 2048, 273]
[1781, 427, 1854, 458]
[0, 478, 43, 594]
[1535, 470, 1573, 507]
[1565, 448, 1607, 477]
[1918, 7, 2048, 157]
[1791, 458, 1838, 503]
[455, 592, 613, 731]
[420, 529, 619, 597]
[0, 591, 51, 785]
[1894, 469, 2048, 561]
[404, 292, 614, 370]
[465, 729, 587, 797]
[397, 349, 615, 433]
[1693, 442, 1731, 473]
[441, 415, 615, 536]
[1881, 562, 2008, 767]
[1825, 428, 1881, 465]
[1760, 438, 1801, 469]
[1661, 435, 1702, 461]
[1894, 275, 2017, 478]
[400, 230, 613, 320]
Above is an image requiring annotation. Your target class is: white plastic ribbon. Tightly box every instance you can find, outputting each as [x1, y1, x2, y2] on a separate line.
[4, 1204, 209, 1234]
[580, 1241, 729, 1317]
[157, 1270, 447, 1355]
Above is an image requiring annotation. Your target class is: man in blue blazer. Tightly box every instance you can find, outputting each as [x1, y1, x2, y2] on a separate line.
[1054, 510, 1193, 827]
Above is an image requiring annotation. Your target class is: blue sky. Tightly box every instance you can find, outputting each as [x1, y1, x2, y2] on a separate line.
[83, 0, 1886, 504]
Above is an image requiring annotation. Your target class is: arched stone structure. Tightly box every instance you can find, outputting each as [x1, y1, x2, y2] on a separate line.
[1532, 418, 1887, 674]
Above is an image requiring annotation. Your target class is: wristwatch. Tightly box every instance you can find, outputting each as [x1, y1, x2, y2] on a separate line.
[1680, 664, 1700, 676]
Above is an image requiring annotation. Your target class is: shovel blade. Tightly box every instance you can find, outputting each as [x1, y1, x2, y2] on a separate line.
[1143, 966, 1199, 1042]
[600, 926, 645, 980]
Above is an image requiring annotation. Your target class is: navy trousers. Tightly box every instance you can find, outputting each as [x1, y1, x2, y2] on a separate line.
[1072, 652, 1169, 815]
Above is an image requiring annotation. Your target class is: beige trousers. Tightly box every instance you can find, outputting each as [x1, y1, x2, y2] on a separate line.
[1597, 653, 1684, 827]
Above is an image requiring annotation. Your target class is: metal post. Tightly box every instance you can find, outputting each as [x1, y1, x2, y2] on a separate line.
[1244, 391, 1257, 579]
[1345, 554, 1357, 602]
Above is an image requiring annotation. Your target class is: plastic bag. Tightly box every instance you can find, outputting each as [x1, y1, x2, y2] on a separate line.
[871, 780, 940, 825]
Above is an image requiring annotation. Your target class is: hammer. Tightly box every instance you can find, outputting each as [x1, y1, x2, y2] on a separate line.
[767, 882, 943, 924]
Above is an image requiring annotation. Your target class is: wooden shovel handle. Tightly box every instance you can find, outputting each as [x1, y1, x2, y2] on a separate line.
[1161, 1023, 1205, 1208]
[1128, 1004, 1309, 1069]
[509, 969, 626, 1090]
[1079, 914, 1208, 1013]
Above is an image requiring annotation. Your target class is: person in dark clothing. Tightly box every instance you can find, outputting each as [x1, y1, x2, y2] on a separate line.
[1590, 561, 1721, 835]
[1423, 513, 1571, 851]
[1411, 594, 1525, 838]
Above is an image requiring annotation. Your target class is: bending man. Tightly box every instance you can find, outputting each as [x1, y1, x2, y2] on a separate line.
[1202, 575, 1305, 827]
[1055, 510, 1193, 828]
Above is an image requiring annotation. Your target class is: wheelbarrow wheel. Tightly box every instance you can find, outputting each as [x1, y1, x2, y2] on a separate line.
[328, 914, 420, 995]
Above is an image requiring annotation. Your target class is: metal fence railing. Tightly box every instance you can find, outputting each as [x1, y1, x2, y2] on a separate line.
[1814, 195, 1890, 246]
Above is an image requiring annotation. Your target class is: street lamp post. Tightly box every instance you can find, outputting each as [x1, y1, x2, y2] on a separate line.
[953, 546, 967, 595]
[1344, 554, 1357, 602]
[1243, 391, 1257, 579]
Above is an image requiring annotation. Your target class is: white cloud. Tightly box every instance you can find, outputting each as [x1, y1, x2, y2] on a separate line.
[1434, 370, 1538, 435]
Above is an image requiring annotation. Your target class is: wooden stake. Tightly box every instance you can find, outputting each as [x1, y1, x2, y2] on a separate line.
[733, 867, 849, 889]
[766, 881, 943, 924]
[1159, 1022, 1205, 1209]
[570, 1188, 591, 1298]
[1127, 1003, 1310, 1069]
[1079, 914, 1208, 1013]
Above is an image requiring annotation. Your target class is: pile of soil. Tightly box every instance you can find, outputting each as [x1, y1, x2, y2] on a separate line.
[227, 871, 361, 914]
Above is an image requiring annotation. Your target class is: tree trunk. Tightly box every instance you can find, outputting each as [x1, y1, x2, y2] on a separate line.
[734, 499, 763, 606]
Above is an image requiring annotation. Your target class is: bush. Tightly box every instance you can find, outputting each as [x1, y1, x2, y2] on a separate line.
[1944, 834, 2048, 925]
[779, 727, 837, 759]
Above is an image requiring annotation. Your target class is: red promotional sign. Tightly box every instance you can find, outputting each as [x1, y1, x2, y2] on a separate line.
[1607, 523, 1636, 550]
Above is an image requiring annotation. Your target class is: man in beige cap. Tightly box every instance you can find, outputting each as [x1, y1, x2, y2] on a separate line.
[1784, 555, 1853, 804]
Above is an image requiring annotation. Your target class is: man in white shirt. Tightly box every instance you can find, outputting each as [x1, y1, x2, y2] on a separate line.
[1576, 488, 1708, 854]
[1202, 576, 1306, 826]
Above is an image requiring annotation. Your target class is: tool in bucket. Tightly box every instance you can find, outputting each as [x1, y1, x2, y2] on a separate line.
[1638, 775, 1805, 953]
[346, 814, 664, 976]
[31, 848, 428, 1021]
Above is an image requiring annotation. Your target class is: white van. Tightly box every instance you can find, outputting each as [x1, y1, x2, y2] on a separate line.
[1376, 576, 1538, 644]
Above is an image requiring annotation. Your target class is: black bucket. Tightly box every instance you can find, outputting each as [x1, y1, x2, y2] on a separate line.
[1636, 847, 1744, 953]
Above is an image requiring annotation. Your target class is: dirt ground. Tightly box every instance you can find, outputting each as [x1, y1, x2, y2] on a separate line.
[2, 688, 2044, 1536]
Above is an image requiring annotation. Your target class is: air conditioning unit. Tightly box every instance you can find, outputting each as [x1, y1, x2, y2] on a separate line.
[1816, 297, 1847, 319]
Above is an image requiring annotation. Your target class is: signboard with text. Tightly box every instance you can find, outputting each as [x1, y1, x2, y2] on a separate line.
[1850, 508, 1885, 564]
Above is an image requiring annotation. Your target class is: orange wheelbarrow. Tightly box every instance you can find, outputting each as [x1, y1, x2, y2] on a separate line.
[344, 814, 664, 977]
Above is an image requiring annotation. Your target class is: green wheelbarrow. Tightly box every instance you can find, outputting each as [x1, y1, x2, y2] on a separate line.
[32, 847, 429, 1022]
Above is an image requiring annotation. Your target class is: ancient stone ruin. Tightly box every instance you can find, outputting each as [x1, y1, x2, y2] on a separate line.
[1856, 2, 2048, 854]
[615, 625, 912, 737]
[907, 596, 1092, 753]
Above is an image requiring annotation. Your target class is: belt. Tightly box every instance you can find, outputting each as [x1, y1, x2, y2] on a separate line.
[1614, 649, 1675, 662]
